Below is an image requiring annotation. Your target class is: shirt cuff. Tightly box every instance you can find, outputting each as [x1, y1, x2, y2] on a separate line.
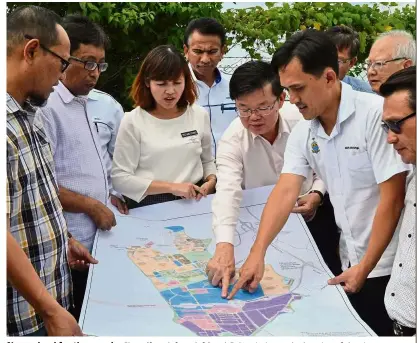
[310, 179, 326, 196]
[213, 224, 235, 245]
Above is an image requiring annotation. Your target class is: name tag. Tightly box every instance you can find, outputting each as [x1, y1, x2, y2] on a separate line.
[181, 130, 198, 138]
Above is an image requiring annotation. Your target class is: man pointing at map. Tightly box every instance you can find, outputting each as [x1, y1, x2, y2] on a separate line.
[227, 30, 410, 337]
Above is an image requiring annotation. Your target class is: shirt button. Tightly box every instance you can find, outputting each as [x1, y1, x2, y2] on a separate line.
[391, 293, 395, 296]
[409, 234, 412, 238]
[399, 263, 403, 267]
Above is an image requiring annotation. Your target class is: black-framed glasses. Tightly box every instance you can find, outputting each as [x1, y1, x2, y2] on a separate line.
[381, 112, 416, 134]
[237, 100, 277, 118]
[69, 56, 108, 72]
[364, 57, 407, 71]
[24, 34, 70, 72]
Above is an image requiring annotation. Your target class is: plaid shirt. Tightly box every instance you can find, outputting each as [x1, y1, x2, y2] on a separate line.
[6, 93, 72, 336]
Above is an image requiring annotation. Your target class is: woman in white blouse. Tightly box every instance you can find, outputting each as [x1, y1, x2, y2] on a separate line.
[112, 45, 217, 209]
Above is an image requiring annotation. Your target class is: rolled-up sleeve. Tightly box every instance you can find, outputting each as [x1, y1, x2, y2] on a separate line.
[281, 122, 311, 178]
[366, 108, 411, 184]
[212, 132, 244, 245]
[111, 112, 152, 202]
[201, 109, 217, 178]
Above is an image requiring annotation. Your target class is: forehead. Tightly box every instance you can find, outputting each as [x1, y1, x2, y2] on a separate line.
[382, 90, 413, 120]
[368, 37, 395, 60]
[54, 24, 71, 58]
[236, 84, 275, 105]
[337, 48, 351, 58]
[188, 31, 222, 49]
[278, 58, 313, 87]
[73, 43, 105, 60]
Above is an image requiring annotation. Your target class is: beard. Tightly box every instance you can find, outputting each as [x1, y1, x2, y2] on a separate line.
[28, 92, 50, 107]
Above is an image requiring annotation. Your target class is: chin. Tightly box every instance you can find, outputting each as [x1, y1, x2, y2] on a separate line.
[400, 152, 414, 165]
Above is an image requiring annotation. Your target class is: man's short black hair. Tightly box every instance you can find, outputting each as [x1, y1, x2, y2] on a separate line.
[380, 66, 416, 111]
[62, 14, 110, 54]
[271, 29, 339, 78]
[183, 17, 226, 47]
[7, 5, 62, 56]
[326, 25, 360, 58]
[229, 61, 283, 100]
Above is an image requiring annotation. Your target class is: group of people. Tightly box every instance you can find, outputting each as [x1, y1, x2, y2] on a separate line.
[6, 4, 416, 338]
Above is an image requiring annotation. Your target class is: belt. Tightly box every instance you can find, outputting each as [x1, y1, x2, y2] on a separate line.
[393, 320, 416, 336]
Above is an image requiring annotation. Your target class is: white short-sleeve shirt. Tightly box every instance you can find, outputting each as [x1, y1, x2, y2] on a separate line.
[281, 82, 411, 278]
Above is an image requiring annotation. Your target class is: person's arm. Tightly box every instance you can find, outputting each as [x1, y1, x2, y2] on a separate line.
[198, 108, 217, 196]
[208, 131, 244, 296]
[328, 104, 410, 292]
[228, 123, 311, 299]
[59, 187, 116, 230]
[7, 229, 82, 336]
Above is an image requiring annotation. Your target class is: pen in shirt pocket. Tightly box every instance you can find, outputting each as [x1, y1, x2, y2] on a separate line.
[94, 122, 99, 133]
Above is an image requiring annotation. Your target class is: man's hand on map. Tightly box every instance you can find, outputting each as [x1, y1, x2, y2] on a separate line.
[42, 304, 83, 336]
[68, 237, 98, 271]
[206, 242, 235, 298]
[110, 194, 129, 215]
[88, 199, 117, 230]
[327, 264, 367, 293]
[196, 179, 216, 201]
[170, 182, 202, 199]
[292, 192, 321, 222]
[227, 250, 265, 300]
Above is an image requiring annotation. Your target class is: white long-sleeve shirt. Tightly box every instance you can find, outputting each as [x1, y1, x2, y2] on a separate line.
[112, 104, 217, 203]
[212, 104, 326, 245]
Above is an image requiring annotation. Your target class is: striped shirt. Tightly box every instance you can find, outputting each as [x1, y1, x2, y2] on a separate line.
[6, 93, 71, 336]
[35, 82, 109, 251]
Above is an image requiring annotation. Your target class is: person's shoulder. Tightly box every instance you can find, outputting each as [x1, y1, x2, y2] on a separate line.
[222, 117, 245, 139]
[280, 102, 304, 128]
[352, 88, 384, 120]
[189, 103, 209, 117]
[89, 89, 123, 108]
[343, 75, 374, 94]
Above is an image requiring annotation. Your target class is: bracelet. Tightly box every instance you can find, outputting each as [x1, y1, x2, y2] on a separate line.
[309, 190, 324, 206]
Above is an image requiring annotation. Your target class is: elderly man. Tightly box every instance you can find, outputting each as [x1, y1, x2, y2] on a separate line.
[184, 17, 237, 157]
[326, 25, 373, 93]
[7, 6, 96, 336]
[367, 30, 415, 94]
[380, 66, 416, 336]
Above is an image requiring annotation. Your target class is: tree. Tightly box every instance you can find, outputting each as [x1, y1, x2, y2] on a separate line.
[7, 2, 223, 108]
[7, 2, 416, 108]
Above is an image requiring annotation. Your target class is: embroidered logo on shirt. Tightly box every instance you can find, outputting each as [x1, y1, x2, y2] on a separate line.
[181, 130, 198, 138]
[311, 138, 320, 154]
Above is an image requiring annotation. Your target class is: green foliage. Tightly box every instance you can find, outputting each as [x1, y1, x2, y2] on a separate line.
[222, 2, 416, 73]
[7, 2, 416, 107]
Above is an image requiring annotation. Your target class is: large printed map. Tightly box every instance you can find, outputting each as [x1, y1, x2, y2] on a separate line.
[80, 186, 375, 337]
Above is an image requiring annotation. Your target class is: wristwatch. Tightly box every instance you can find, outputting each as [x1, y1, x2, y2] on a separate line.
[309, 190, 324, 206]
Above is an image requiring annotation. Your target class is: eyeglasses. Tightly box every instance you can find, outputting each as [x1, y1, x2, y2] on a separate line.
[24, 34, 70, 72]
[364, 57, 407, 71]
[69, 56, 109, 72]
[338, 58, 352, 65]
[237, 100, 277, 118]
[381, 112, 415, 134]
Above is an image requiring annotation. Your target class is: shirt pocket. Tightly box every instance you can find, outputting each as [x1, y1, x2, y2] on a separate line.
[95, 122, 112, 145]
[347, 151, 375, 188]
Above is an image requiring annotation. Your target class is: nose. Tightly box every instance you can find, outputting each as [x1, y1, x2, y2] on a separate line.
[386, 130, 398, 144]
[200, 53, 210, 64]
[59, 72, 66, 82]
[288, 90, 299, 105]
[165, 85, 175, 94]
[90, 67, 100, 79]
[367, 66, 376, 77]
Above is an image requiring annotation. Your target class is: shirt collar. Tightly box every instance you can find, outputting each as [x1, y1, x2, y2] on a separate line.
[55, 81, 76, 104]
[87, 89, 100, 101]
[6, 93, 36, 115]
[250, 114, 290, 142]
[309, 81, 355, 136]
[188, 63, 222, 85]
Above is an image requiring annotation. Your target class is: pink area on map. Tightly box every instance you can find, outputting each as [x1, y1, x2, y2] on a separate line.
[207, 305, 241, 314]
[145, 241, 154, 247]
[191, 289, 209, 294]
[167, 281, 180, 286]
[178, 315, 219, 330]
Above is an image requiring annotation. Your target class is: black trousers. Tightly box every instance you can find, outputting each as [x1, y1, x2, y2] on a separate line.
[306, 193, 342, 276]
[348, 275, 393, 336]
[69, 269, 89, 322]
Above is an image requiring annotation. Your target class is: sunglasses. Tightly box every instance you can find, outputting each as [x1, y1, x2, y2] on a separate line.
[24, 34, 70, 72]
[381, 112, 416, 134]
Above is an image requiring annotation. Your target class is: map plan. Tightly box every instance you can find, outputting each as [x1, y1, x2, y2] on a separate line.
[80, 186, 375, 337]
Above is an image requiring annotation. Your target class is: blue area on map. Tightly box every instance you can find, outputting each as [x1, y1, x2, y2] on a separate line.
[174, 261, 182, 267]
[161, 288, 198, 305]
[153, 272, 161, 277]
[164, 226, 184, 232]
